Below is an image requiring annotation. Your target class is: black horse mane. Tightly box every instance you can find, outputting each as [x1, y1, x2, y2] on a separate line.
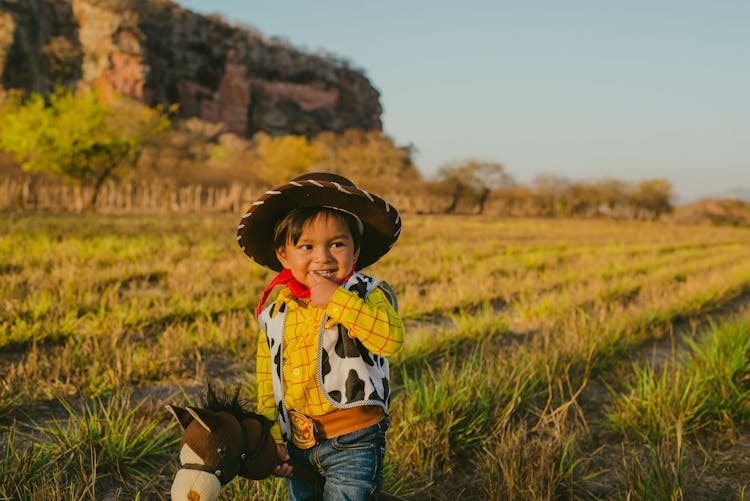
[202, 382, 264, 422]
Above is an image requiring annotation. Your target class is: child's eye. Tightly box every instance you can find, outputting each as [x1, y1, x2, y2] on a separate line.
[330, 242, 344, 248]
[298, 244, 312, 250]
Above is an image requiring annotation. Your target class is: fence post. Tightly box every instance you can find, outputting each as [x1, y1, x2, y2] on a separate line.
[0, 178, 9, 210]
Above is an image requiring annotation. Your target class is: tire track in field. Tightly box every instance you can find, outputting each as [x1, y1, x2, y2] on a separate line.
[397, 277, 750, 498]
[576, 288, 750, 499]
[576, 286, 750, 430]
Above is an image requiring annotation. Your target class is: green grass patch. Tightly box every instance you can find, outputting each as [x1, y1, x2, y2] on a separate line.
[608, 318, 750, 441]
[0, 391, 178, 498]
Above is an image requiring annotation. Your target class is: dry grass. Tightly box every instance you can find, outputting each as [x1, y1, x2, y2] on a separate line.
[2, 214, 750, 499]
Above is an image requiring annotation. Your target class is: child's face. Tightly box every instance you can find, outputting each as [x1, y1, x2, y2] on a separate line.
[276, 213, 360, 288]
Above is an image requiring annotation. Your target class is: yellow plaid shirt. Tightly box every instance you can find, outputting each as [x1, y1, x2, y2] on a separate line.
[256, 285, 404, 444]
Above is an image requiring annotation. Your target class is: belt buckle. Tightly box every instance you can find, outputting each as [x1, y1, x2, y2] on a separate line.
[288, 410, 318, 449]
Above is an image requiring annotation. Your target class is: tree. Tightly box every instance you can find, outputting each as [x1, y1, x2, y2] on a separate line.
[314, 129, 420, 182]
[532, 174, 572, 216]
[0, 87, 171, 211]
[630, 178, 673, 219]
[593, 179, 629, 217]
[249, 132, 325, 185]
[437, 160, 514, 214]
[248, 129, 421, 186]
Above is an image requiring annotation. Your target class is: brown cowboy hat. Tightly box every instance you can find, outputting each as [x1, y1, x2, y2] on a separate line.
[237, 172, 401, 271]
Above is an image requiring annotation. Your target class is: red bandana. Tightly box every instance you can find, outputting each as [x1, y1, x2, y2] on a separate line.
[256, 268, 354, 317]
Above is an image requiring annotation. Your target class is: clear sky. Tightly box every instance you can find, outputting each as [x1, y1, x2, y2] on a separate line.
[178, 0, 748, 202]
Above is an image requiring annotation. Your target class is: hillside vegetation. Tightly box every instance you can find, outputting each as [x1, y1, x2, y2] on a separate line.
[4, 89, 743, 223]
[670, 198, 750, 227]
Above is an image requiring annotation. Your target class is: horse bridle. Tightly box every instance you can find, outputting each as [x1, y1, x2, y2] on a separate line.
[179, 412, 272, 485]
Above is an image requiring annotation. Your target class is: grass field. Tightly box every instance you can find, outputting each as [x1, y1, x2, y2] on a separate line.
[1, 213, 750, 500]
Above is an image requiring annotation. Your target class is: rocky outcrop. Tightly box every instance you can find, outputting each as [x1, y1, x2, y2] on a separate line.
[0, 0, 382, 137]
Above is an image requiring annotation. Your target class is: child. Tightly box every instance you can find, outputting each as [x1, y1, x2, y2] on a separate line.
[237, 172, 404, 500]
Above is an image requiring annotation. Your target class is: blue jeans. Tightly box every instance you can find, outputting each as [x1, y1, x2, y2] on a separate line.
[286, 417, 389, 501]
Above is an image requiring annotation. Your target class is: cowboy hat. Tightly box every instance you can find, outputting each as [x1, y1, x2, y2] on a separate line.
[237, 172, 401, 271]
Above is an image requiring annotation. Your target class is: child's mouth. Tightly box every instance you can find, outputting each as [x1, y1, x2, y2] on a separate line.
[313, 270, 336, 278]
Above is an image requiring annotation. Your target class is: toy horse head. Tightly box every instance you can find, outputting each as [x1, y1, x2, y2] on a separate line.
[167, 385, 278, 501]
[168, 385, 406, 501]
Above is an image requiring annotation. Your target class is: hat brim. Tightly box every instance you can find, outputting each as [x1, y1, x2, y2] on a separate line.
[237, 179, 401, 272]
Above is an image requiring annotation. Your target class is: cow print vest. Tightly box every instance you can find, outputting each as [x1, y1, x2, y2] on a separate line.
[258, 272, 398, 442]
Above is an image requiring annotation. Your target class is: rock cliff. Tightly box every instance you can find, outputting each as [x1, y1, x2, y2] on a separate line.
[0, 0, 382, 137]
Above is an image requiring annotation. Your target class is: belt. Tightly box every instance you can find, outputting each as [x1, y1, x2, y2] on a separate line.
[288, 406, 386, 449]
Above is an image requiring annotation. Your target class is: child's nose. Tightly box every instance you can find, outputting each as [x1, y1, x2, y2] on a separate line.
[313, 247, 333, 262]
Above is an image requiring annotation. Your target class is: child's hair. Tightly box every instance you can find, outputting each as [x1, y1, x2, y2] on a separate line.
[273, 206, 363, 253]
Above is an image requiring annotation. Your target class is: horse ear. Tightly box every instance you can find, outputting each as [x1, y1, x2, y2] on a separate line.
[166, 405, 194, 430]
[186, 406, 215, 433]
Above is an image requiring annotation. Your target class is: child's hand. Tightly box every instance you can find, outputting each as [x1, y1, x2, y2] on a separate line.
[306, 272, 338, 308]
[274, 443, 294, 477]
